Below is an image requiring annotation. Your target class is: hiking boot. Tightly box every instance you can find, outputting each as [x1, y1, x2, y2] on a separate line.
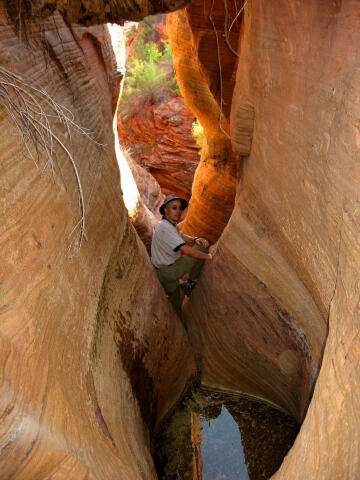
[180, 279, 197, 297]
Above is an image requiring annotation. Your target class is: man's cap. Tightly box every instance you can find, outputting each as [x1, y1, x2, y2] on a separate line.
[160, 194, 188, 215]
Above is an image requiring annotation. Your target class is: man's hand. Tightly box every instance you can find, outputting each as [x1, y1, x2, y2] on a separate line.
[195, 237, 210, 248]
[209, 243, 218, 256]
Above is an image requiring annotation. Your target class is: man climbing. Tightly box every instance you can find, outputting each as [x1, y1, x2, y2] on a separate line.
[151, 194, 217, 317]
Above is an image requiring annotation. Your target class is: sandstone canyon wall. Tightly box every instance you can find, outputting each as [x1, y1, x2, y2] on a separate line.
[176, 0, 360, 477]
[0, 5, 195, 479]
[167, 6, 241, 243]
[2, 0, 360, 479]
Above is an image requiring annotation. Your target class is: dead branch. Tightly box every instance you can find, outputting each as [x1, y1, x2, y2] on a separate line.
[0, 65, 103, 252]
[228, 0, 248, 39]
[223, 0, 248, 57]
[209, 0, 231, 139]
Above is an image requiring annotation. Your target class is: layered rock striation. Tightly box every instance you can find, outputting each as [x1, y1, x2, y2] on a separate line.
[0, 7, 195, 479]
[181, 0, 360, 477]
[4, 0, 189, 25]
[2, 0, 360, 479]
[118, 95, 199, 200]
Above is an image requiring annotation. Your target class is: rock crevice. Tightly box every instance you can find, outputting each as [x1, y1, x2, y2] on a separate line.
[2, 0, 360, 479]
[0, 8, 195, 479]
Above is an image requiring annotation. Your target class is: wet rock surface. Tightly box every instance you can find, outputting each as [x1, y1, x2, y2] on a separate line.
[153, 388, 299, 480]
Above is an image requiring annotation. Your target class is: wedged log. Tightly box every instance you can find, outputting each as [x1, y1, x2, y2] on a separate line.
[184, 0, 360, 476]
[167, 6, 241, 242]
[230, 101, 254, 156]
[0, 9, 195, 479]
[5, 0, 190, 25]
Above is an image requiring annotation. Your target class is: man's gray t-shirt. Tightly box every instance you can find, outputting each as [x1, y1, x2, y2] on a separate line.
[151, 219, 186, 268]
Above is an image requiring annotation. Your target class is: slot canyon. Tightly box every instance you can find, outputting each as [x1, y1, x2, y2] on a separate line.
[1, 0, 359, 479]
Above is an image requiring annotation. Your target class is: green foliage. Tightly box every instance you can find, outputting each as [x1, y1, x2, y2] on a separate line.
[192, 120, 204, 154]
[161, 41, 173, 64]
[169, 74, 180, 95]
[122, 58, 167, 104]
[134, 38, 162, 63]
[120, 17, 180, 116]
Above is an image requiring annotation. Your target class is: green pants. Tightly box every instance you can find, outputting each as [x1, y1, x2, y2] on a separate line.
[155, 245, 208, 317]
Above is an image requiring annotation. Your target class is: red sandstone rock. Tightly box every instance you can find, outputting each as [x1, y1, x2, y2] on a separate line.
[118, 94, 199, 199]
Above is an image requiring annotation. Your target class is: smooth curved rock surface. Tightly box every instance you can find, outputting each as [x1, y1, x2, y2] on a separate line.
[183, 0, 360, 476]
[2, 0, 360, 478]
[167, 7, 240, 242]
[0, 8, 195, 479]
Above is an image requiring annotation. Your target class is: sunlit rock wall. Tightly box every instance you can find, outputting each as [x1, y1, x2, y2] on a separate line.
[0, 6, 195, 479]
[119, 148, 164, 250]
[167, 6, 240, 243]
[118, 95, 199, 200]
[182, 0, 360, 476]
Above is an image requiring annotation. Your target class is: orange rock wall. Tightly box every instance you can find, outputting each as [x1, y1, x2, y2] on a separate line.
[182, 0, 360, 476]
[2, 0, 360, 478]
[0, 7, 195, 479]
[167, 8, 239, 243]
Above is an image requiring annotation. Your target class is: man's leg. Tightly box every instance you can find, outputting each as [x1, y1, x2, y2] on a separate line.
[155, 267, 182, 317]
[168, 288, 182, 318]
[154, 246, 208, 315]
[177, 245, 209, 280]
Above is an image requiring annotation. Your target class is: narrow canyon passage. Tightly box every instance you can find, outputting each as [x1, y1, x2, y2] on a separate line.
[1, 1, 360, 480]
[115, 13, 303, 478]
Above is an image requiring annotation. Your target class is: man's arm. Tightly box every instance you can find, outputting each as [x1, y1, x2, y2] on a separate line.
[181, 232, 210, 248]
[179, 244, 217, 260]
[181, 232, 197, 245]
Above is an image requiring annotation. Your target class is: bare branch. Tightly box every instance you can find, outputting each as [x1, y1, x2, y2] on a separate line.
[209, 0, 231, 139]
[0, 65, 102, 251]
[224, 0, 248, 57]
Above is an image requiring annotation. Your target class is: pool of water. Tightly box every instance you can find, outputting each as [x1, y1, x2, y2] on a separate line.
[201, 405, 249, 480]
[152, 388, 299, 480]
